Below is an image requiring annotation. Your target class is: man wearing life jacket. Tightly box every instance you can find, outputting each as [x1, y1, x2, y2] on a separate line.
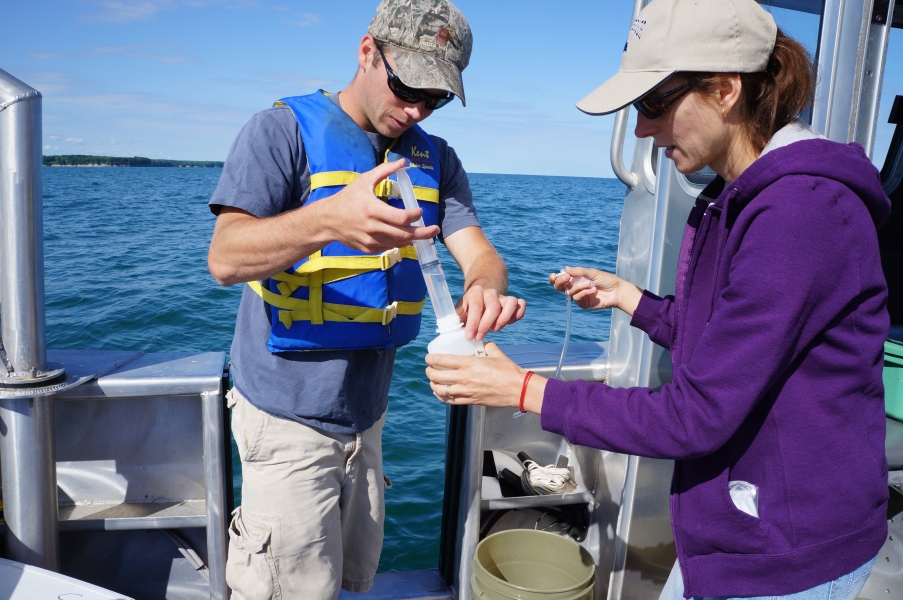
[206, 1, 525, 598]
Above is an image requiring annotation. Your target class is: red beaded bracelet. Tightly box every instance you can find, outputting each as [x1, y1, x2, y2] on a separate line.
[519, 371, 535, 414]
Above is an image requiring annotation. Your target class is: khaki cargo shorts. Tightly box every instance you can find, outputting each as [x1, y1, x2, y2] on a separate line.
[225, 388, 387, 600]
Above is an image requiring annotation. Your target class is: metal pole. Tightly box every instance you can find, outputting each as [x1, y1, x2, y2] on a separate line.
[0, 396, 59, 570]
[853, 0, 895, 156]
[455, 405, 485, 600]
[202, 390, 228, 600]
[607, 0, 648, 189]
[0, 69, 46, 373]
[811, 0, 872, 142]
[610, 109, 638, 189]
[0, 68, 59, 570]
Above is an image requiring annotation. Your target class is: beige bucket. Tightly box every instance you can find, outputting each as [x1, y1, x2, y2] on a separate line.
[471, 529, 595, 600]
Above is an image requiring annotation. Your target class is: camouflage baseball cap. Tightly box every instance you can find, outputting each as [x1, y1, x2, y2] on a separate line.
[368, 0, 472, 106]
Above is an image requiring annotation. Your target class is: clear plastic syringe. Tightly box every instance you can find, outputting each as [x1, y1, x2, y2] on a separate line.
[396, 168, 458, 321]
[397, 167, 485, 356]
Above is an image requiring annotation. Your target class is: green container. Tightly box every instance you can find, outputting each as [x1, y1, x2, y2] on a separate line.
[471, 529, 595, 600]
[886, 339, 903, 422]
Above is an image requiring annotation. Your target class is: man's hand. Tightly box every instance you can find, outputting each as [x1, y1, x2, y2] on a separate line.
[322, 158, 439, 254]
[456, 284, 526, 341]
[208, 159, 440, 286]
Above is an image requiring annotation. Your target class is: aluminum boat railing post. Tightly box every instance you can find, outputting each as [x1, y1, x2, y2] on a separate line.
[454, 405, 485, 600]
[607, 0, 648, 190]
[202, 389, 229, 600]
[0, 68, 59, 570]
[853, 0, 895, 155]
[811, 0, 894, 155]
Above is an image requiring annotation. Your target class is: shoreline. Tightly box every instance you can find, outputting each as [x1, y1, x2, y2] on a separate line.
[46, 164, 221, 168]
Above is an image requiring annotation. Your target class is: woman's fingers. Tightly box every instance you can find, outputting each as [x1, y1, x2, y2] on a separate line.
[564, 266, 599, 280]
[429, 379, 472, 404]
[424, 352, 467, 370]
[425, 365, 455, 383]
[425, 346, 525, 409]
[549, 271, 572, 292]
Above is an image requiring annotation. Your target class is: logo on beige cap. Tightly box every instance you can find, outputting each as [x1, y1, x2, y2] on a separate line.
[625, 18, 646, 52]
[630, 19, 647, 40]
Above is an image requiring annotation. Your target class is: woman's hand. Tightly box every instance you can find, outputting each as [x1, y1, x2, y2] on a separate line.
[425, 342, 547, 414]
[549, 266, 643, 317]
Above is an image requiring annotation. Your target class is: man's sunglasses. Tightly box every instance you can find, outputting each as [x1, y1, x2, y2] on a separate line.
[377, 45, 455, 111]
[633, 82, 691, 119]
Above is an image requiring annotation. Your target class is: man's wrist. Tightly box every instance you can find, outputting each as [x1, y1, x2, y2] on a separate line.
[465, 278, 508, 296]
[295, 197, 333, 250]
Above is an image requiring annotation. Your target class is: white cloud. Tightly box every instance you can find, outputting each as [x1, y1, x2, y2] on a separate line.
[16, 70, 86, 95]
[208, 70, 341, 99]
[133, 53, 189, 64]
[26, 52, 65, 60]
[80, 0, 257, 23]
[65, 137, 84, 143]
[48, 135, 62, 141]
[254, 70, 335, 89]
[26, 45, 190, 65]
[53, 92, 246, 125]
[88, 45, 189, 63]
[283, 12, 319, 27]
[89, 45, 141, 55]
[83, 0, 176, 23]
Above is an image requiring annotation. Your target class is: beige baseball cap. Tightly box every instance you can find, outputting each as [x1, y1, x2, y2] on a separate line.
[368, 0, 472, 106]
[576, 0, 777, 116]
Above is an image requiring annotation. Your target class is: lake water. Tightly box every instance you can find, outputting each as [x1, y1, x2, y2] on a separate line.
[42, 166, 625, 572]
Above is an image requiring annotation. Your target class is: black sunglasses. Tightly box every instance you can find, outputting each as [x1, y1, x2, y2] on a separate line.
[633, 82, 691, 119]
[376, 45, 455, 111]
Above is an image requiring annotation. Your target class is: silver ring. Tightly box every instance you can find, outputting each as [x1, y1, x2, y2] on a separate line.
[445, 384, 455, 401]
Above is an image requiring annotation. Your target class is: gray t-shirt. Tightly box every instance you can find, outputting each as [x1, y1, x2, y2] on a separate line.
[209, 96, 479, 434]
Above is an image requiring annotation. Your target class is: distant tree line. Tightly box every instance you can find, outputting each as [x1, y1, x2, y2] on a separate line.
[43, 155, 224, 168]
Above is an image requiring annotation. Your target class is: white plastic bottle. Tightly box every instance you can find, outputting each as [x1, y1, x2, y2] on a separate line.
[427, 315, 487, 357]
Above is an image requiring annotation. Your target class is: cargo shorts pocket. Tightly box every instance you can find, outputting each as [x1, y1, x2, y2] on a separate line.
[226, 507, 282, 600]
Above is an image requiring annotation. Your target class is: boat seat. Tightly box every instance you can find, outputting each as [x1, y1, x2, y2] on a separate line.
[888, 418, 903, 487]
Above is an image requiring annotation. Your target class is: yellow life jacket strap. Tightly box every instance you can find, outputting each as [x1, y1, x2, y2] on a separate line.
[292, 246, 418, 275]
[309, 171, 439, 204]
[247, 280, 424, 328]
[273, 246, 419, 298]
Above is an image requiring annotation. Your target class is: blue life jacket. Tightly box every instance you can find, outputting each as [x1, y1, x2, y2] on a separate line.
[247, 91, 441, 352]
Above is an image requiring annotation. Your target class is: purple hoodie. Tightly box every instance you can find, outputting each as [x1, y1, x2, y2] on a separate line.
[541, 129, 891, 597]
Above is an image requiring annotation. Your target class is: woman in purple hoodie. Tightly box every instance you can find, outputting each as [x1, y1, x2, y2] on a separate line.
[425, 0, 892, 598]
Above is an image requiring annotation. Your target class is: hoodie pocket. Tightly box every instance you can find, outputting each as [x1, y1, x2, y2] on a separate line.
[226, 507, 282, 600]
[673, 455, 770, 557]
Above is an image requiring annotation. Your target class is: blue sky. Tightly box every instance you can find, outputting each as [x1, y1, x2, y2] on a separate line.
[3, 1, 901, 177]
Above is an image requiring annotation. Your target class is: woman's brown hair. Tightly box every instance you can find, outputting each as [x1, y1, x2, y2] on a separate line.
[684, 29, 815, 152]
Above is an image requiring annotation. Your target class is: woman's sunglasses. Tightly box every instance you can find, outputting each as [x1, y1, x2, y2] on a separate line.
[377, 45, 455, 111]
[633, 82, 691, 119]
